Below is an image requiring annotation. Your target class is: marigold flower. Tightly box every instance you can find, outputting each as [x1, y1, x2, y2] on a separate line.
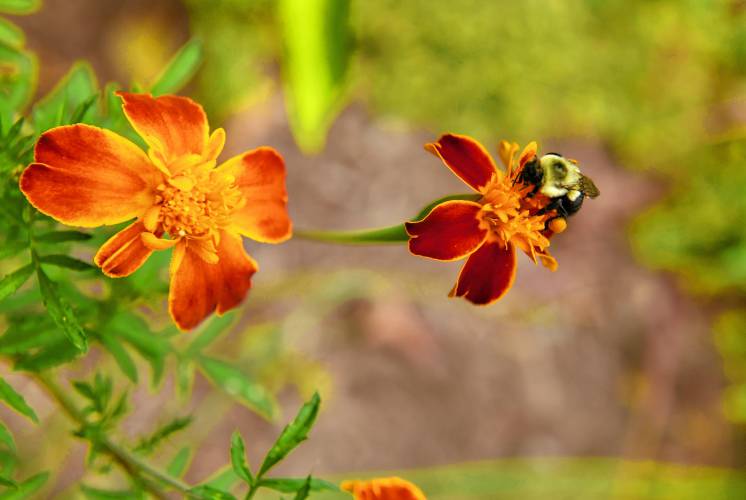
[20, 92, 291, 330]
[341, 477, 426, 500]
[406, 134, 558, 305]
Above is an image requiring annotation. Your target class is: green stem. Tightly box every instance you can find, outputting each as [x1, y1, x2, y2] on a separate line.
[35, 372, 196, 498]
[294, 224, 409, 245]
[292, 193, 480, 245]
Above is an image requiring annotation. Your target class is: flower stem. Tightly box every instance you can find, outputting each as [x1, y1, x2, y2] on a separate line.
[34, 372, 196, 499]
[294, 224, 409, 245]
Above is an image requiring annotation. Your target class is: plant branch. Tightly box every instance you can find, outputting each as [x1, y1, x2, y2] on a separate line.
[35, 372, 196, 499]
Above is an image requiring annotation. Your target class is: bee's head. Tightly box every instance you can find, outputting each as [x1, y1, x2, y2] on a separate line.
[538, 153, 581, 197]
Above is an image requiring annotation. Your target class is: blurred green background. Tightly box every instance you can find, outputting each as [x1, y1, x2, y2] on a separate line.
[4, 0, 746, 497]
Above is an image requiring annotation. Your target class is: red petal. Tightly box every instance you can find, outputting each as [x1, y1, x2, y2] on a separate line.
[217, 147, 292, 243]
[94, 221, 154, 277]
[452, 240, 517, 305]
[405, 200, 486, 261]
[20, 124, 160, 227]
[168, 232, 257, 330]
[117, 92, 209, 162]
[425, 134, 497, 191]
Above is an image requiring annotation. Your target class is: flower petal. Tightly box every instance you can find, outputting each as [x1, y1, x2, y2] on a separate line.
[117, 92, 209, 163]
[426, 133, 497, 191]
[405, 200, 487, 261]
[94, 221, 154, 277]
[20, 124, 160, 227]
[341, 477, 426, 500]
[217, 147, 292, 243]
[168, 232, 258, 330]
[452, 240, 517, 305]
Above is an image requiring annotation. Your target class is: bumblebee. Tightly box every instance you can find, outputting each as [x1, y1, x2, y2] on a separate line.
[517, 153, 599, 228]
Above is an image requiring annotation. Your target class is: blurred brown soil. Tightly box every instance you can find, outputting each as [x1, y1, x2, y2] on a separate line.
[7, 0, 737, 496]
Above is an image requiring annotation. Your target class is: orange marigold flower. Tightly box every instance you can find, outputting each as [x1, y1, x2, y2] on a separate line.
[341, 477, 426, 500]
[20, 92, 292, 330]
[406, 133, 558, 306]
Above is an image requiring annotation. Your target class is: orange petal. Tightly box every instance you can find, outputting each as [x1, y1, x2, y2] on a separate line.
[217, 147, 292, 243]
[141, 232, 177, 250]
[168, 232, 257, 330]
[20, 124, 160, 227]
[518, 141, 538, 167]
[341, 477, 426, 500]
[425, 134, 497, 191]
[117, 92, 209, 163]
[94, 221, 155, 277]
[452, 240, 517, 305]
[405, 200, 487, 261]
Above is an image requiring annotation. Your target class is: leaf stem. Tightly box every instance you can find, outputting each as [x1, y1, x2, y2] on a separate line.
[34, 372, 196, 498]
[293, 225, 409, 245]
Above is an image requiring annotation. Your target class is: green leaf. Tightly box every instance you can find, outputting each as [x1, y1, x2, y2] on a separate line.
[108, 312, 169, 384]
[187, 485, 236, 500]
[203, 467, 240, 492]
[0, 264, 33, 303]
[0, 242, 27, 260]
[260, 477, 338, 494]
[150, 38, 204, 96]
[97, 333, 138, 383]
[186, 313, 236, 356]
[14, 337, 79, 371]
[0, 475, 15, 489]
[80, 484, 140, 499]
[258, 392, 320, 476]
[36, 266, 87, 351]
[35, 230, 92, 243]
[295, 225, 408, 245]
[0, 422, 15, 452]
[166, 447, 191, 478]
[0, 0, 40, 15]
[0, 377, 37, 422]
[279, 0, 351, 152]
[0, 472, 47, 499]
[197, 356, 278, 420]
[38, 254, 95, 272]
[229, 432, 252, 484]
[134, 416, 192, 455]
[0, 18, 23, 49]
[32, 61, 97, 132]
[293, 476, 312, 500]
[0, 43, 36, 124]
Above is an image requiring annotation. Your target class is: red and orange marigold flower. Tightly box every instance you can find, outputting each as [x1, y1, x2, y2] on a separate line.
[20, 92, 291, 330]
[406, 134, 560, 305]
[342, 477, 426, 500]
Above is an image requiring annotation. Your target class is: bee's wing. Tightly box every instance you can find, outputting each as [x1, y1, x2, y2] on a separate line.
[579, 174, 600, 198]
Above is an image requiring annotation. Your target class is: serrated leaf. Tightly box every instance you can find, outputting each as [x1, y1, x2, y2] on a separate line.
[107, 312, 169, 384]
[36, 266, 87, 351]
[98, 333, 138, 383]
[150, 38, 203, 96]
[0, 422, 15, 452]
[229, 432, 252, 484]
[0, 0, 40, 15]
[260, 477, 338, 494]
[134, 416, 192, 455]
[186, 313, 235, 356]
[32, 61, 97, 132]
[187, 485, 236, 500]
[166, 447, 191, 478]
[258, 392, 320, 476]
[38, 254, 95, 272]
[294, 476, 312, 500]
[0, 377, 37, 423]
[14, 337, 79, 371]
[279, 0, 351, 152]
[197, 356, 277, 420]
[0, 264, 33, 303]
[35, 230, 91, 244]
[0, 472, 47, 499]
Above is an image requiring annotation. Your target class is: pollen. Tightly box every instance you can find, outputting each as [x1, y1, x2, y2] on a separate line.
[154, 161, 244, 242]
[478, 170, 553, 262]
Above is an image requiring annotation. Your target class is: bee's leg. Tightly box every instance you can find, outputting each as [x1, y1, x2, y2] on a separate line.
[541, 197, 570, 231]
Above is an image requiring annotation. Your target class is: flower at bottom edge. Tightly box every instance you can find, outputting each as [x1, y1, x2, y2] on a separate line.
[341, 477, 427, 500]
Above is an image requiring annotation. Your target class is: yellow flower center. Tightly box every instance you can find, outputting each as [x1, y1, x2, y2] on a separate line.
[478, 174, 551, 258]
[153, 157, 244, 241]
